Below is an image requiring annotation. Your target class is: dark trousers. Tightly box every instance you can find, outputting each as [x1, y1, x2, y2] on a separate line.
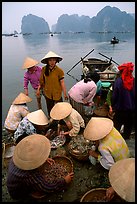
[44, 95, 63, 117]
[113, 110, 135, 139]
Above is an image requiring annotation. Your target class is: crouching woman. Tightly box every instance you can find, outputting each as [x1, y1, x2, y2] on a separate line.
[83, 117, 130, 170]
[6, 134, 74, 200]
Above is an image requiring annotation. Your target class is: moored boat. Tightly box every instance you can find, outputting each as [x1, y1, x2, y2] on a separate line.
[81, 57, 118, 83]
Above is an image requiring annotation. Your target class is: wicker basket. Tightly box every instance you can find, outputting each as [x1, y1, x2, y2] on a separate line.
[93, 105, 109, 117]
[80, 188, 125, 202]
[53, 155, 73, 173]
[67, 143, 89, 161]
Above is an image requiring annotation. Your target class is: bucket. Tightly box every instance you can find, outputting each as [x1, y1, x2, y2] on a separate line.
[80, 188, 125, 202]
[2, 143, 16, 168]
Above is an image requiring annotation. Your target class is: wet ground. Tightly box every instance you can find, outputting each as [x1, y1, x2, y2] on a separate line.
[2, 128, 135, 202]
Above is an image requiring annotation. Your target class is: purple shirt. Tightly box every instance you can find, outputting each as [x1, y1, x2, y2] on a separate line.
[23, 66, 42, 90]
[68, 79, 97, 104]
[112, 77, 135, 111]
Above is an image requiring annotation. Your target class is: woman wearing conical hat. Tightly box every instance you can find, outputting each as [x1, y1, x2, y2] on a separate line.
[106, 158, 135, 202]
[22, 57, 44, 109]
[13, 109, 50, 144]
[37, 51, 68, 116]
[84, 117, 130, 170]
[7, 134, 74, 200]
[4, 92, 32, 134]
[50, 102, 85, 139]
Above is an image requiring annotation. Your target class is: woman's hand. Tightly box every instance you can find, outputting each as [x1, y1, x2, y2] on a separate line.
[64, 172, 74, 184]
[82, 99, 88, 105]
[64, 94, 68, 101]
[46, 158, 55, 165]
[88, 149, 99, 159]
[106, 187, 115, 201]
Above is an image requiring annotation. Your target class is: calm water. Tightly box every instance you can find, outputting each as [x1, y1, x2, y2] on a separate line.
[2, 32, 135, 126]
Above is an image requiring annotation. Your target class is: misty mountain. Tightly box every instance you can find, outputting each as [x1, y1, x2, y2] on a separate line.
[54, 14, 91, 32]
[20, 6, 135, 34]
[89, 6, 135, 32]
[21, 14, 50, 34]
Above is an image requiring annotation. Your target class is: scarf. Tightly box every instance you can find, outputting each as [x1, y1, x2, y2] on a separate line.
[118, 62, 134, 90]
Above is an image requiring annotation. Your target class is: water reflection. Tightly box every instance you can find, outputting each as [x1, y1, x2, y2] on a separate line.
[56, 32, 135, 43]
[22, 33, 50, 48]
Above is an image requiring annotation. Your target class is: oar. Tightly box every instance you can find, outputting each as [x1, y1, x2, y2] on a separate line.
[67, 49, 94, 74]
[98, 52, 119, 66]
[67, 72, 79, 82]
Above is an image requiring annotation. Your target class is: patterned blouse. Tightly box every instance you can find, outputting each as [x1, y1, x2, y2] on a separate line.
[4, 104, 29, 131]
[98, 127, 130, 170]
[14, 116, 36, 140]
[64, 108, 85, 137]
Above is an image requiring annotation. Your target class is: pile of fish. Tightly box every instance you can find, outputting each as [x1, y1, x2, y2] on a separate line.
[68, 135, 94, 155]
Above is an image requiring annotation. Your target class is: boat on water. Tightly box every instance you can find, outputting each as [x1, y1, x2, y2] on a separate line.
[81, 57, 118, 83]
[14, 34, 18, 37]
[111, 37, 119, 44]
[67, 50, 119, 101]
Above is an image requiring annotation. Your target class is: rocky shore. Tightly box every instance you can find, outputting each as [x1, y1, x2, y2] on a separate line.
[2, 128, 135, 202]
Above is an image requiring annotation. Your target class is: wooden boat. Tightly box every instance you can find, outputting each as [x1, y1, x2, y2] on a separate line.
[111, 38, 119, 44]
[81, 57, 118, 83]
[14, 34, 18, 37]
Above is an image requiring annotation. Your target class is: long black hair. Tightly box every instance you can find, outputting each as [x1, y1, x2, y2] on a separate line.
[44, 64, 50, 76]
[84, 72, 100, 83]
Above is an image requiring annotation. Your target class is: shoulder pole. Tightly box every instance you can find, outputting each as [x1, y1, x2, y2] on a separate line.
[67, 49, 94, 74]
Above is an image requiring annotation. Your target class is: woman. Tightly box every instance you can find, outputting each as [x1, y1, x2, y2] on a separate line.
[105, 85, 115, 119]
[6, 134, 74, 200]
[50, 102, 85, 138]
[37, 51, 68, 116]
[112, 62, 135, 139]
[22, 57, 43, 109]
[13, 109, 49, 143]
[68, 72, 98, 118]
[106, 158, 135, 202]
[4, 92, 32, 134]
[84, 117, 130, 170]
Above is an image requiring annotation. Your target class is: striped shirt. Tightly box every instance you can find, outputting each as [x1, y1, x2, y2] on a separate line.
[7, 159, 66, 200]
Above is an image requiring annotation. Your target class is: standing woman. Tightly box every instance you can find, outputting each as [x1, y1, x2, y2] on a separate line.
[37, 51, 68, 116]
[22, 57, 43, 109]
[112, 62, 135, 139]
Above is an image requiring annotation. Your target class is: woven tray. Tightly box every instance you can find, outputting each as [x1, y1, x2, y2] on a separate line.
[80, 188, 125, 202]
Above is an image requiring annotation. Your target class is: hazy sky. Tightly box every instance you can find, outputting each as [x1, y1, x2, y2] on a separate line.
[2, 2, 135, 33]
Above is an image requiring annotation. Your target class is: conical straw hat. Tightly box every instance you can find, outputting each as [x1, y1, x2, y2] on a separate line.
[41, 51, 63, 64]
[27, 109, 49, 125]
[12, 92, 32, 105]
[22, 57, 39, 69]
[50, 102, 72, 120]
[13, 134, 51, 170]
[84, 117, 113, 141]
[109, 158, 135, 202]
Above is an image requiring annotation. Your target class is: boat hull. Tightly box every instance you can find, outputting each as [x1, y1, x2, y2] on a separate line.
[81, 58, 118, 85]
